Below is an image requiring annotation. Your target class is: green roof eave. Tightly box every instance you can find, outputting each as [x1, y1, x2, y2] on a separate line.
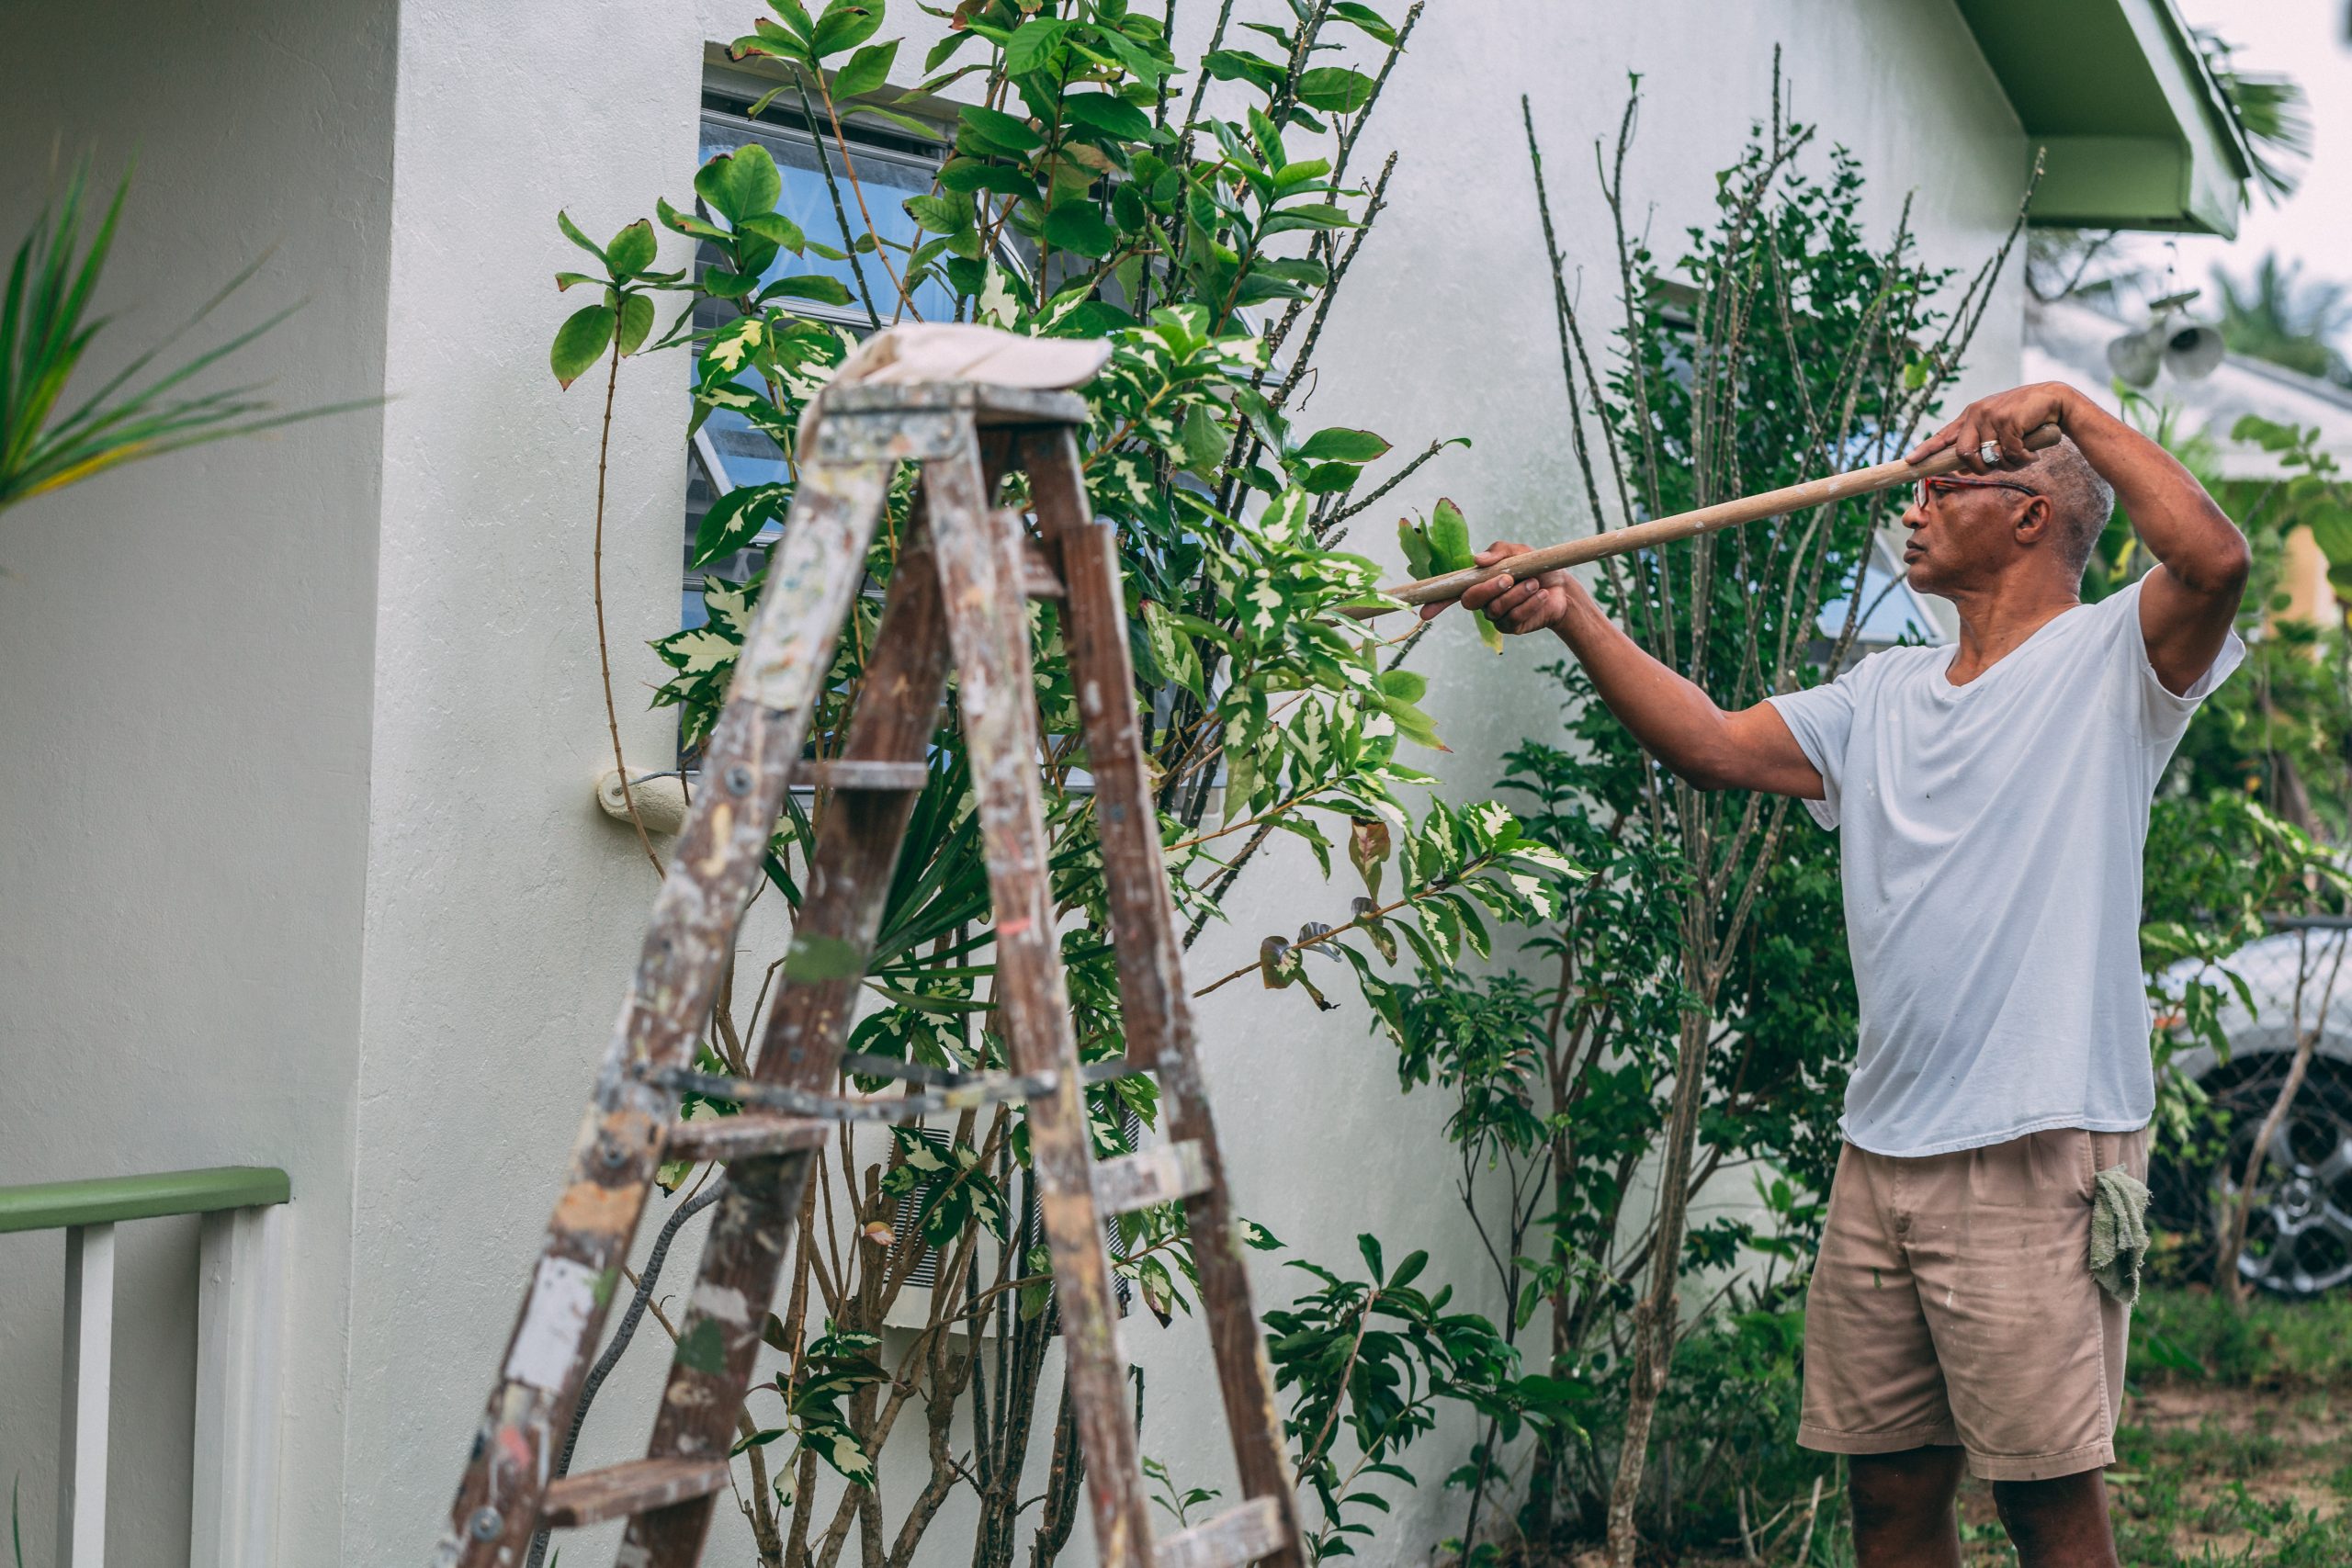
[1956, 0, 2252, 237]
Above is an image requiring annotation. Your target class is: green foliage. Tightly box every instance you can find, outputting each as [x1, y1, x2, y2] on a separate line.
[2081, 402, 2352, 1207]
[2133, 1286, 2352, 1391]
[2196, 29, 2313, 207]
[751, 1323, 888, 1483]
[2211, 254, 2351, 388]
[1, 157, 365, 514]
[1382, 71, 2021, 1555]
[1140, 1454, 1219, 1528]
[1263, 1234, 1581, 1561]
[2102, 1291, 2352, 1567]
[542, 4, 1587, 1562]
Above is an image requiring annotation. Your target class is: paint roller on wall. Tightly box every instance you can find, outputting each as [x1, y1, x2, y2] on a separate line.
[594, 769, 690, 837]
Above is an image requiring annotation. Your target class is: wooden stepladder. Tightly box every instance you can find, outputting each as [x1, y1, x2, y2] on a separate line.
[434, 378, 1303, 1568]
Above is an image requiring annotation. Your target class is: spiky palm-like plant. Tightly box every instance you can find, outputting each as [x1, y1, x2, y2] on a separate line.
[1, 157, 363, 515]
[2214, 252, 2352, 387]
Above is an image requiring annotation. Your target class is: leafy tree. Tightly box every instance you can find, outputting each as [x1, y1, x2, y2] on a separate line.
[2196, 28, 2312, 207]
[2212, 254, 2352, 388]
[541, 4, 1573, 1563]
[1476, 69, 2027, 1564]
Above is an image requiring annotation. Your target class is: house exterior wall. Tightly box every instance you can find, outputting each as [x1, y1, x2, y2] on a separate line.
[0, 2, 398, 1565]
[3, 1, 2024, 1564]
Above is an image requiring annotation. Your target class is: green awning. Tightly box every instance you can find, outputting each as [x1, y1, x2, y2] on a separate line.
[1957, 0, 2253, 236]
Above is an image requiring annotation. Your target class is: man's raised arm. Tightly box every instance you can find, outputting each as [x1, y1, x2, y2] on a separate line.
[1911, 381, 2248, 694]
[1423, 543, 1826, 798]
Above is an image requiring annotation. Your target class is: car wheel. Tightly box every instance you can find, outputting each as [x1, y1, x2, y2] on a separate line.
[2175, 1055, 2352, 1299]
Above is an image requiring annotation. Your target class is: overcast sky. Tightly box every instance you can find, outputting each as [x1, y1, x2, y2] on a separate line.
[2120, 1, 2352, 310]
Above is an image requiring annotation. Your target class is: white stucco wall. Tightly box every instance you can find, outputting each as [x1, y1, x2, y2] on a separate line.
[335, 0, 707, 1559]
[0, 2, 397, 1565]
[5, 1, 2025, 1564]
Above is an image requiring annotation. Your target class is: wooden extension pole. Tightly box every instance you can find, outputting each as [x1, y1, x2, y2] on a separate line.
[1357, 422, 2063, 615]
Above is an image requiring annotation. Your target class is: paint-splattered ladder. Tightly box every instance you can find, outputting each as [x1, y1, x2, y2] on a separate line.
[433, 377, 1303, 1568]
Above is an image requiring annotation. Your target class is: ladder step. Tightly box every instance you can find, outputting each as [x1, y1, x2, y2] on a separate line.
[1156, 1497, 1289, 1568]
[799, 758, 930, 790]
[1091, 1139, 1213, 1216]
[537, 1457, 730, 1528]
[662, 1112, 832, 1163]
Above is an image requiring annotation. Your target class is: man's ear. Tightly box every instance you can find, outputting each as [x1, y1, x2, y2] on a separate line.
[2014, 495, 2055, 547]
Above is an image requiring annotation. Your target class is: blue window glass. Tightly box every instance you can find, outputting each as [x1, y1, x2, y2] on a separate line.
[685, 102, 955, 620]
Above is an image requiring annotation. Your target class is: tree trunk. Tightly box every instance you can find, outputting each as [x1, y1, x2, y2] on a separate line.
[1605, 1007, 1710, 1568]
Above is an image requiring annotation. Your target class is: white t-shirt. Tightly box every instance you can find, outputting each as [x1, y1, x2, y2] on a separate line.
[1766, 580, 2242, 1157]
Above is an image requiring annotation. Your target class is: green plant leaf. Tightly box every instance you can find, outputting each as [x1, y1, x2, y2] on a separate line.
[605, 219, 657, 277]
[695, 144, 784, 226]
[959, 103, 1044, 156]
[616, 292, 655, 356]
[1425, 497, 1474, 570]
[695, 480, 787, 564]
[832, 38, 899, 97]
[1045, 202, 1116, 259]
[1349, 818, 1391, 901]
[1203, 50, 1284, 95]
[1296, 427, 1391, 464]
[549, 304, 616, 388]
[1061, 92, 1153, 141]
[809, 0, 884, 60]
[1397, 517, 1436, 579]
[1003, 17, 1070, 74]
[938, 158, 1035, 197]
[1330, 2, 1397, 44]
[1177, 401, 1227, 475]
[1296, 67, 1378, 115]
[741, 211, 807, 253]
[556, 209, 607, 263]
[761, 273, 855, 307]
[785, 932, 866, 980]
[904, 192, 972, 234]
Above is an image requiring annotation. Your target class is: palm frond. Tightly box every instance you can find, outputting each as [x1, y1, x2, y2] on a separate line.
[0, 156, 369, 514]
[2197, 28, 2312, 205]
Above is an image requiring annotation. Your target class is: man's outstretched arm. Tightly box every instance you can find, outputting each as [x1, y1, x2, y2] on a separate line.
[1911, 381, 2248, 694]
[1425, 543, 1826, 797]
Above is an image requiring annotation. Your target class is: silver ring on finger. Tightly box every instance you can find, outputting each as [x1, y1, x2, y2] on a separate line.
[1977, 439, 2002, 467]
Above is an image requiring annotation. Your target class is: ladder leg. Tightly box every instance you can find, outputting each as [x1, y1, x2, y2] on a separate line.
[620, 510, 959, 1567]
[436, 458, 892, 1568]
[1027, 429, 1305, 1565]
[927, 424, 1157, 1568]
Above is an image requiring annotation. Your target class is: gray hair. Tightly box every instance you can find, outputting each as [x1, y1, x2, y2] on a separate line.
[2022, 436, 2114, 579]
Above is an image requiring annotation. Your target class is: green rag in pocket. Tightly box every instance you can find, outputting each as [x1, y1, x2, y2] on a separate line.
[2090, 1164, 2152, 1305]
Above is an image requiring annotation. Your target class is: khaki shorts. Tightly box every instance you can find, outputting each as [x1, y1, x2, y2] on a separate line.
[1799, 1124, 2150, 1481]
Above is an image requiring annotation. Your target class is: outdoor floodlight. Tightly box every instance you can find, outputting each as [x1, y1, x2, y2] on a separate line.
[2105, 289, 2226, 389]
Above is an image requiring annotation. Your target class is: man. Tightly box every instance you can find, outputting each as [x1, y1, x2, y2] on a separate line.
[1433, 383, 2247, 1567]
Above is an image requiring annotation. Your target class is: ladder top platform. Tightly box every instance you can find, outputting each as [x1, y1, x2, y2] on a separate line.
[817, 381, 1091, 426]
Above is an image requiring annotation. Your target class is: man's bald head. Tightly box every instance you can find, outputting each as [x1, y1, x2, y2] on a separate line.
[2021, 436, 2114, 580]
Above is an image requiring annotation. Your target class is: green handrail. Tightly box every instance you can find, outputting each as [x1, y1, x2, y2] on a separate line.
[0, 1167, 290, 1234]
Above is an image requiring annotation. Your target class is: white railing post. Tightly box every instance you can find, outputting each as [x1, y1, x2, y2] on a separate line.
[193, 1204, 287, 1568]
[58, 1221, 115, 1568]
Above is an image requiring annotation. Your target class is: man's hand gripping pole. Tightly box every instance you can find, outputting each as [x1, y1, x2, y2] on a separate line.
[1351, 422, 2064, 618]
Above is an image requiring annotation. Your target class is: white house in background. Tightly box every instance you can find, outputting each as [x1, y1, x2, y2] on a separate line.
[2027, 290, 2352, 625]
[0, 3, 2247, 1565]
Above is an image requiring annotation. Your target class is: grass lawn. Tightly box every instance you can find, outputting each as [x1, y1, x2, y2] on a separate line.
[1948, 1288, 2352, 1565]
